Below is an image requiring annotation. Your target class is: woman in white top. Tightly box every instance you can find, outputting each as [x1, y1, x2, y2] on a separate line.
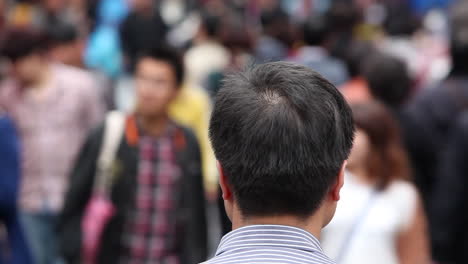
[321, 101, 430, 264]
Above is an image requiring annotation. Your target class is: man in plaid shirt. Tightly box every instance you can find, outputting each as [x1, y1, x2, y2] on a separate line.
[59, 46, 208, 264]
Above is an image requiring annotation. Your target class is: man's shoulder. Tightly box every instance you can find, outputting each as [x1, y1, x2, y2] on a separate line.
[54, 64, 97, 87]
[201, 255, 336, 264]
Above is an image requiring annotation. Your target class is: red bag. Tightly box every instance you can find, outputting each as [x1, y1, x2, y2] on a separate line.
[81, 193, 116, 264]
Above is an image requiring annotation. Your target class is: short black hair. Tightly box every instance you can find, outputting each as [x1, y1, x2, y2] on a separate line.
[363, 53, 412, 107]
[260, 7, 289, 29]
[200, 10, 221, 37]
[344, 41, 374, 78]
[449, 1, 468, 75]
[0, 28, 49, 62]
[302, 15, 330, 46]
[48, 22, 78, 46]
[137, 45, 185, 87]
[210, 62, 355, 218]
[383, 3, 421, 36]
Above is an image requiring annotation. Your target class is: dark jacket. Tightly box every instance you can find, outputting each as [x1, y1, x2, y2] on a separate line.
[430, 112, 468, 264]
[402, 77, 468, 263]
[403, 77, 468, 202]
[58, 116, 207, 264]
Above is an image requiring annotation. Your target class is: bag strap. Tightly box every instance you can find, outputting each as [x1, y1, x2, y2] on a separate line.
[94, 111, 126, 195]
[335, 188, 379, 263]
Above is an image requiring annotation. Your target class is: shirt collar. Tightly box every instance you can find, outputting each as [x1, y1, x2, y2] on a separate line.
[215, 224, 323, 257]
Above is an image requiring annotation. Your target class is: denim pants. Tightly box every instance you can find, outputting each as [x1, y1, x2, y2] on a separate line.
[21, 212, 59, 264]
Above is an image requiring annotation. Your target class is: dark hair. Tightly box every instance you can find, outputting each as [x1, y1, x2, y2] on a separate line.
[363, 53, 412, 107]
[351, 101, 411, 190]
[302, 15, 330, 46]
[383, 3, 421, 36]
[137, 45, 185, 87]
[200, 10, 221, 38]
[209, 62, 355, 218]
[48, 22, 78, 46]
[449, 1, 468, 76]
[260, 7, 292, 46]
[219, 14, 253, 52]
[260, 7, 289, 31]
[326, 1, 361, 33]
[344, 41, 374, 78]
[0, 28, 49, 62]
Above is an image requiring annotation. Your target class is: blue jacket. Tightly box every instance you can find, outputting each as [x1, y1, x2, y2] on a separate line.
[0, 115, 33, 264]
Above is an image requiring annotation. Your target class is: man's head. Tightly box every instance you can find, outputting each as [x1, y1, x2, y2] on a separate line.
[363, 53, 412, 107]
[197, 10, 221, 41]
[260, 7, 291, 44]
[134, 46, 184, 119]
[48, 23, 83, 67]
[0, 29, 49, 85]
[302, 15, 330, 47]
[210, 62, 355, 226]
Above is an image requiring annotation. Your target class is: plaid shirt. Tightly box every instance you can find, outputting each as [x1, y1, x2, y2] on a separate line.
[121, 125, 182, 264]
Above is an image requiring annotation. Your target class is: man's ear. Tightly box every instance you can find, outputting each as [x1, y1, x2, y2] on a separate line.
[218, 161, 232, 201]
[330, 161, 346, 201]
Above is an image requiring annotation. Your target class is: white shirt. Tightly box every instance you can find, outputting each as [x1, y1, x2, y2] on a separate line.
[321, 172, 418, 264]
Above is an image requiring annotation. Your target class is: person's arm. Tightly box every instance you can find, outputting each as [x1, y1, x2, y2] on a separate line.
[81, 75, 105, 132]
[57, 125, 103, 264]
[397, 196, 431, 264]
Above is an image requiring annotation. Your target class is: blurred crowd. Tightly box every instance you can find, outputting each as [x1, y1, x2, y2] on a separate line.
[1, 0, 468, 263]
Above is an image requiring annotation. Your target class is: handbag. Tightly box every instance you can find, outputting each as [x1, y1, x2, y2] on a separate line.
[81, 111, 126, 264]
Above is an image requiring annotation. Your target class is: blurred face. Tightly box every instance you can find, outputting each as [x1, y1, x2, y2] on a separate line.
[44, 0, 66, 12]
[347, 128, 371, 169]
[49, 41, 83, 66]
[134, 58, 179, 118]
[131, 0, 153, 11]
[12, 54, 44, 85]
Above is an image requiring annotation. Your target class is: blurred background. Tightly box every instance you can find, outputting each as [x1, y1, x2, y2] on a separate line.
[1, 0, 468, 263]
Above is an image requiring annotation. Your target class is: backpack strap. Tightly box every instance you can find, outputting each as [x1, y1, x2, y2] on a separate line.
[94, 111, 126, 195]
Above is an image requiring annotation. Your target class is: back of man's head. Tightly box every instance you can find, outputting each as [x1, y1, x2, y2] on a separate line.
[363, 53, 411, 107]
[302, 15, 330, 47]
[209, 62, 355, 218]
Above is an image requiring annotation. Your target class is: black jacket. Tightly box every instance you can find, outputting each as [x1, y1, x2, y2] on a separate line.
[403, 77, 468, 263]
[430, 112, 468, 264]
[58, 117, 207, 264]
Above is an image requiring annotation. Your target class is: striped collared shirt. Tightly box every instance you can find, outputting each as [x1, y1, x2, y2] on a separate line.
[203, 225, 335, 264]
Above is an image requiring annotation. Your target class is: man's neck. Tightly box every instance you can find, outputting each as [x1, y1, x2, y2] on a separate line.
[138, 113, 170, 138]
[23, 63, 51, 100]
[232, 213, 325, 239]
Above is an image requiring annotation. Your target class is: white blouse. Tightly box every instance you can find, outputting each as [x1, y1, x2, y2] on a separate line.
[321, 172, 418, 264]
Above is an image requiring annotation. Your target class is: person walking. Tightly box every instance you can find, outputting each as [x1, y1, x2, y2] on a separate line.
[59, 46, 207, 264]
[321, 101, 430, 264]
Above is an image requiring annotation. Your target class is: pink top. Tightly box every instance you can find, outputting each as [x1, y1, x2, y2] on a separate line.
[0, 64, 104, 212]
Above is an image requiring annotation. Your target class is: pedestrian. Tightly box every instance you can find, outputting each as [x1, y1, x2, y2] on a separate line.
[59, 45, 208, 264]
[0, 28, 104, 264]
[321, 101, 430, 264]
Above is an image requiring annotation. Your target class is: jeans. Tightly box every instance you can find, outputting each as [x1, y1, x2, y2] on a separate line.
[21, 212, 59, 264]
